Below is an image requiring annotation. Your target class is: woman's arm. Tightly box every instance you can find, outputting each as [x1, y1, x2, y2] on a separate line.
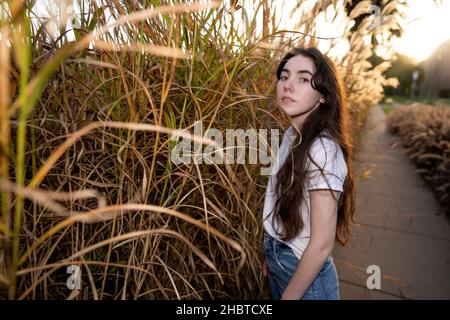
[281, 189, 340, 300]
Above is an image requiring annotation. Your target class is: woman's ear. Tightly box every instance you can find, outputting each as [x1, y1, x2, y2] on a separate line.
[320, 97, 325, 104]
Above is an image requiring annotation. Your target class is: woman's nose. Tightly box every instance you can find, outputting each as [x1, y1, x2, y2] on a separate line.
[283, 78, 294, 92]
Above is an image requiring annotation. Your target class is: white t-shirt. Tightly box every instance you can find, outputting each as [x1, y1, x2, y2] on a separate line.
[262, 125, 348, 260]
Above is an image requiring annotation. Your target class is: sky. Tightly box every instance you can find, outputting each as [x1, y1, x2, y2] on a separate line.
[274, 0, 450, 63]
[31, 0, 450, 63]
[391, 0, 450, 62]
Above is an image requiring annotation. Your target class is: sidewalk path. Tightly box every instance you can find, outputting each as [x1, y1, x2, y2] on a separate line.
[334, 104, 450, 299]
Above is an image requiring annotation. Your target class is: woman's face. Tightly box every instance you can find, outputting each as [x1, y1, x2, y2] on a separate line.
[276, 54, 323, 127]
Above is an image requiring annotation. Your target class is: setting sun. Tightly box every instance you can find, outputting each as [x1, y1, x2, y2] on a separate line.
[392, 0, 450, 62]
[272, 0, 450, 62]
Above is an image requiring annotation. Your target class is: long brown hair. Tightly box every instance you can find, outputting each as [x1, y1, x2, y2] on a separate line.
[270, 46, 355, 246]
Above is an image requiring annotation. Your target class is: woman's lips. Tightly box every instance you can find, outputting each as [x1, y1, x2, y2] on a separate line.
[281, 97, 295, 103]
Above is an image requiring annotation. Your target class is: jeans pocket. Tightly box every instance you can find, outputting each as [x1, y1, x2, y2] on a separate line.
[319, 257, 335, 276]
[319, 261, 340, 300]
[302, 276, 326, 300]
[275, 245, 299, 276]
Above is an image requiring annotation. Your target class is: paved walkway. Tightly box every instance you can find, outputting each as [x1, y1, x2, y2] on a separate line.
[334, 104, 450, 299]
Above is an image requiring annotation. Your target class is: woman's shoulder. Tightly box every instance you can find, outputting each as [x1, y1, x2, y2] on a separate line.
[311, 131, 340, 154]
[307, 133, 348, 190]
[309, 132, 346, 169]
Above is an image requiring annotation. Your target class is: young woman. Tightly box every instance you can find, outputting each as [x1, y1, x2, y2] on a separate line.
[262, 46, 355, 300]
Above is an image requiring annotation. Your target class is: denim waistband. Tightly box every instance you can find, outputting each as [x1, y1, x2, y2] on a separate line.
[264, 232, 333, 263]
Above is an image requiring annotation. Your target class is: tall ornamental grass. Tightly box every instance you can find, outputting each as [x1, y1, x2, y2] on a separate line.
[0, 0, 401, 299]
[387, 103, 450, 218]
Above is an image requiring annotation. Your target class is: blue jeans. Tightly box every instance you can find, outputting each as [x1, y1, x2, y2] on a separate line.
[263, 232, 340, 300]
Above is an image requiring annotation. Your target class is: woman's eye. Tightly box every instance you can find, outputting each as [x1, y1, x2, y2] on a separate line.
[299, 77, 309, 83]
[280, 75, 288, 80]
